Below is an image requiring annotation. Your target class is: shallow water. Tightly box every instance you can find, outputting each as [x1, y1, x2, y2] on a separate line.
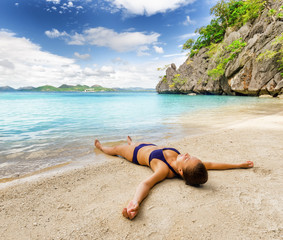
[0, 91, 280, 178]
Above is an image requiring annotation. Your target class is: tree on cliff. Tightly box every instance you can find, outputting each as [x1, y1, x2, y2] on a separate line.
[183, 0, 266, 57]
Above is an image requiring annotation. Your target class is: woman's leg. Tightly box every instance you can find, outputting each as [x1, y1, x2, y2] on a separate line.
[126, 136, 153, 147]
[127, 136, 133, 145]
[95, 139, 135, 162]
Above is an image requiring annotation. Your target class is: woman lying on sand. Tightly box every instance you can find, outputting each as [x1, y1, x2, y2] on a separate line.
[95, 136, 253, 220]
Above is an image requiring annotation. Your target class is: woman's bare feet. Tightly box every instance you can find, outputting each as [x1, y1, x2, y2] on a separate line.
[95, 139, 103, 151]
[240, 161, 254, 168]
[127, 136, 133, 145]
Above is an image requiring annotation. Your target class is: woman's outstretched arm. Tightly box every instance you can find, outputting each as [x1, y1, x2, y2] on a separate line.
[203, 161, 254, 170]
[122, 168, 167, 220]
[204, 161, 254, 170]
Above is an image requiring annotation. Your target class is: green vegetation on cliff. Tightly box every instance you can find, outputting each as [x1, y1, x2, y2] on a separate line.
[257, 33, 283, 77]
[207, 38, 247, 79]
[182, 0, 283, 80]
[169, 74, 187, 89]
[183, 0, 266, 57]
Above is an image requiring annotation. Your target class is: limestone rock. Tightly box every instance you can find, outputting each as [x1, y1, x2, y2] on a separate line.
[156, 1, 283, 97]
[275, 80, 283, 91]
[224, 31, 241, 46]
[238, 23, 252, 40]
[229, 61, 253, 95]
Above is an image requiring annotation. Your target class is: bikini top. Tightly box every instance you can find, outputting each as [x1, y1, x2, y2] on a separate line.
[149, 148, 180, 177]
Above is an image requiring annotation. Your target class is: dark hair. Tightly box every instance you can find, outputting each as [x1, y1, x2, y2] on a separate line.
[183, 162, 208, 186]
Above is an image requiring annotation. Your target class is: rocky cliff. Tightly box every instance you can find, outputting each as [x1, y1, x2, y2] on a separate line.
[156, 1, 283, 97]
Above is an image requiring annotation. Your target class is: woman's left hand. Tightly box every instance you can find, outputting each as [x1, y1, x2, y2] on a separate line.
[122, 200, 139, 220]
[240, 161, 254, 168]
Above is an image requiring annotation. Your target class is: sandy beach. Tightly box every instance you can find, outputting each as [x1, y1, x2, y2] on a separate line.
[1, 102, 283, 240]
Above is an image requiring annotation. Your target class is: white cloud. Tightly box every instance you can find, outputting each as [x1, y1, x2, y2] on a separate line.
[0, 30, 116, 88]
[137, 46, 150, 56]
[0, 59, 15, 69]
[74, 52, 91, 60]
[82, 66, 114, 77]
[183, 15, 196, 25]
[46, 0, 83, 13]
[45, 28, 68, 38]
[0, 30, 188, 89]
[46, 0, 61, 4]
[178, 32, 199, 41]
[0, 30, 77, 87]
[83, 27, 159, 52]
[107, 53, 188, 88]
[153, 46, 164, 54]
[100, 65, 114, 73]
[123, 27, 136, 32]
[163, 52, 186, 58]
[108, 0, 196, 16]
[0, 29, 169, 88]
[46, 27, 160, 54]
[205, 0, 219, 6]
[67, 32, 85, 45]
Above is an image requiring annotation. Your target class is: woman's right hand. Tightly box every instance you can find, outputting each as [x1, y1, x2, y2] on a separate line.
[122, 200, 139, 220]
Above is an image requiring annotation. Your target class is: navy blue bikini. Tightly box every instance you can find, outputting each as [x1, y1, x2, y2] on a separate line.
[132, 143, 180, 177]
[149, 148, 180, 176]
[132, 143, 156, 165]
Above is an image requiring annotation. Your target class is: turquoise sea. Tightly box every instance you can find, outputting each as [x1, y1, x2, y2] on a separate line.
[0, 91, 276, 179]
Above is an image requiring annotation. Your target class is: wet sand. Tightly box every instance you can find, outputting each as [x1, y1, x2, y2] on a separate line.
[0, 101, 283, 239]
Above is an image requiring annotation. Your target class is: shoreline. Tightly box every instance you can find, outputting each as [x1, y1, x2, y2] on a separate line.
[1, 94, 281, 180]
[1, 98, 282, 185]
[0, 101, 283, 239]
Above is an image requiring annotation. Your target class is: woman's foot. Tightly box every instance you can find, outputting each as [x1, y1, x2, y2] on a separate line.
[95, 139, 103, 151]
[127, 136, 133, 145]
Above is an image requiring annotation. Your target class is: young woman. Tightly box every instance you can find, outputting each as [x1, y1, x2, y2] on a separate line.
[95, 136, 253, 220]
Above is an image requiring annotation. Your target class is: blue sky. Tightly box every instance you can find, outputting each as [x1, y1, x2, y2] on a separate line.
[0, 0, 217, 88]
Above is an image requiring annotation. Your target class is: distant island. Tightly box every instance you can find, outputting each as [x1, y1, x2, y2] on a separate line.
[0, 84, 155, 92]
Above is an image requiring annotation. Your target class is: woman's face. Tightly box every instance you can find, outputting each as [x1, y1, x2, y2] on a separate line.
[176, 153, 201, 170]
